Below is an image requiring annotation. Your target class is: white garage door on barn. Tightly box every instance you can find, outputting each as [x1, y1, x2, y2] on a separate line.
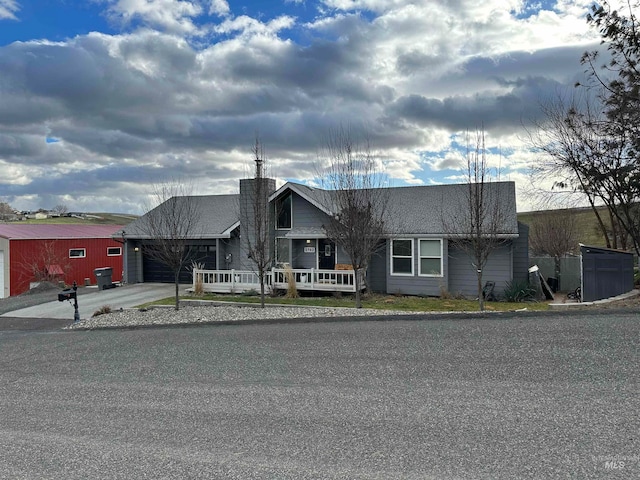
[0, 251, 4, 299]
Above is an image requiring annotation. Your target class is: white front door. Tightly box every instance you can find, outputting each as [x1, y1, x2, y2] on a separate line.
[0, 251, 4, 299]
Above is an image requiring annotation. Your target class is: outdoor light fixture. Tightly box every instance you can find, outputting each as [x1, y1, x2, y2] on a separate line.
[306, 239, 311, 244]
[134, 247, 139, 252]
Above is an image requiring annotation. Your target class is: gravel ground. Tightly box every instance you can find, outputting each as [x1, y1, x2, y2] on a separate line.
[5, 283, 639, 331]
[65, 303, 424, 330]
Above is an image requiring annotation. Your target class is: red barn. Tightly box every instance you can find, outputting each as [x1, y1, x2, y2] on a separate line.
[0, 225, 124, 298]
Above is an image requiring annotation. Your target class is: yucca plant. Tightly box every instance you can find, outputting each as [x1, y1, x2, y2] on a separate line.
[502, 280, 537, 303]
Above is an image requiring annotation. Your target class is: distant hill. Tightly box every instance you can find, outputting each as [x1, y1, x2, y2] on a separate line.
[17, 213, 138, 225]
[518, 205, 614, 251]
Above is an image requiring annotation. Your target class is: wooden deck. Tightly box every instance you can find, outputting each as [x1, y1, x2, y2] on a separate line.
[193, 268, 365, 294]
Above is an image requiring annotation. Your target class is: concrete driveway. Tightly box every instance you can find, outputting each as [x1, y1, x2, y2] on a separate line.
[0, 283, 176, 321]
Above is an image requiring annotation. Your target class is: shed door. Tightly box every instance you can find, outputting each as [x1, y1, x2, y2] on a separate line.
[0, 251, 4, 299]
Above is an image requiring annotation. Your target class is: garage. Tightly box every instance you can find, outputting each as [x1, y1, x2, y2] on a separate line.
[141, 244, 217, 284]
[0, 251, 4, 299]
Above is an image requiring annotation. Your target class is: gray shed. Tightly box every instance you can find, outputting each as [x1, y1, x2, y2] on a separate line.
[580, 245, 634, 302]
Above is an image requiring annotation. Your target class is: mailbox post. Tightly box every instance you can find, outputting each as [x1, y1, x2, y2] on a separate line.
[58, 281, 80, 322]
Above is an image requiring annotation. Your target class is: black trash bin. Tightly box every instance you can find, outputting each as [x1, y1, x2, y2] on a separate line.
[94, 267, 114, 290]
[547, 277, 559, 293]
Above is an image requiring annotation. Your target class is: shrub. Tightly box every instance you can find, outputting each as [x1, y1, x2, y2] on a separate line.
[191, 261, 205, 296]
[439, 285, 452, 299]
[502, 280, 537, 303]
[92, 305, 112, 317]
[284, 265, 298, 298]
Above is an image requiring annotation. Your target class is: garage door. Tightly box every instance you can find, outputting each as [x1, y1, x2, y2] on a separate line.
[0, 251, 4, 299]
[142, 245, 217, 284]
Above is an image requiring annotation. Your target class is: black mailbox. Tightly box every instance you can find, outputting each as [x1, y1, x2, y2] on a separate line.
[58, 289, 77, 302]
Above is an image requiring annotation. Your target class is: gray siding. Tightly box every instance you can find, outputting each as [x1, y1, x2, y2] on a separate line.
[386, 238, 449, 296]
[512, 222, 529, 284]
[124, 240, 143, 284]
[219, 236, 241, 270]
[448, 243, 513, 297]
[275, 193, 335, 268]
[290, 192, 332, 228]
[367, 242, 387, 293]
[291, 239, 317, 268]
[335, 245, 350, 265]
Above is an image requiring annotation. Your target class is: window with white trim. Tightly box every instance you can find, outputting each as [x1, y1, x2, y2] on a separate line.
[69, 248, 86, 258]
[419, 239, 442, 276]
[107, 247, 122, 256]
[391, 239, 413, 275]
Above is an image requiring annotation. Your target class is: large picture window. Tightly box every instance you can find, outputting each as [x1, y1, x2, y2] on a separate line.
[419, 239, 442, 276]
[391, 239, 413, 275]
[276, 193, 292, 229]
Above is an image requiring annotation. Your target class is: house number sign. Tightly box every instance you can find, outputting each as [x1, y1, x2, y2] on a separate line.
[304, 247, 316, 253]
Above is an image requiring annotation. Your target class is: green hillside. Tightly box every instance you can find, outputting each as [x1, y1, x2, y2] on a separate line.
[518, 206, 613, 251]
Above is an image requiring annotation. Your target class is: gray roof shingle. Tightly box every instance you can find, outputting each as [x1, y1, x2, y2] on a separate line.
[123, 181, 518, 240]
[121, 194, 240, 239]
[383, 182, 518, 235]
[278, 181, 518, 236]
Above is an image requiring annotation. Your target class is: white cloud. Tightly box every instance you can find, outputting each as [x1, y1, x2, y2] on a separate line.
[208, 0, 229, 16]
[103, 0, 205, 35]
[214, 14, 296, 38]
[0, 0, 19, 20]
[0, 0, 612, 212]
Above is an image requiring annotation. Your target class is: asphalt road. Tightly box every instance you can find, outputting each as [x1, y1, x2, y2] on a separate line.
[0, 314, 638, 479]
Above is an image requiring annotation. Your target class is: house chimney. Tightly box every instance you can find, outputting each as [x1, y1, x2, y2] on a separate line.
[255, 156, 263, 180]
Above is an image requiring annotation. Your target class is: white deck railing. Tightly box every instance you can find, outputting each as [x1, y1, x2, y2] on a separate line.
[193, 268, 365, 294]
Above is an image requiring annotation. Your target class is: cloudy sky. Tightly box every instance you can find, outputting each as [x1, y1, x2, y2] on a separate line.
[0, 0, 604, 214]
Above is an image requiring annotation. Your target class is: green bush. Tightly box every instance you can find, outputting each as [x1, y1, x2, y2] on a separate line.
[502, 280, 537, 303]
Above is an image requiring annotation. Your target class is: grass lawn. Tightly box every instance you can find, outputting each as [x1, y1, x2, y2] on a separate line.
[151, 292, 550, 312]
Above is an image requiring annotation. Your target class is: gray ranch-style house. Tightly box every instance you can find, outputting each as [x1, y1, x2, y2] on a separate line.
[118, 179, 528, 298]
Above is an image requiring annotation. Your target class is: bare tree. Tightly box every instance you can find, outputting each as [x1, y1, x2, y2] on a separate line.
[444, 130, 508, 311]
[0, 202, 14, 222]
[52, 204, 69, 216]
[529, 212, 578, 284]
[526, 2, 640, 255]
[139, 181, 200, 310]
[240, 137, 275, 308]
[317, 125, 389, 308]
[18, 240, 71, 286]
[528, 89, 640, 253]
